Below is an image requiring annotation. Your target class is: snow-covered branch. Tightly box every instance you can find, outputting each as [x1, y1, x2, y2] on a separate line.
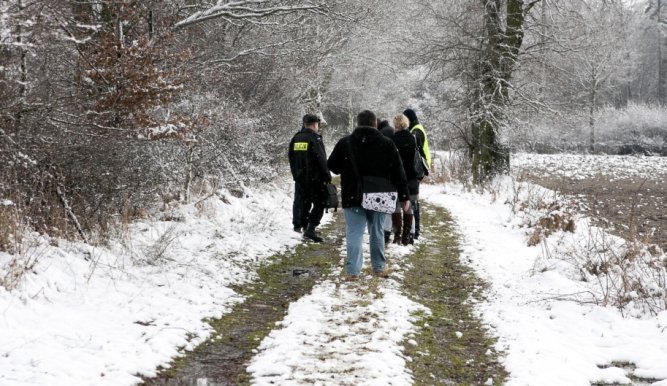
[174, 0, 326, 29]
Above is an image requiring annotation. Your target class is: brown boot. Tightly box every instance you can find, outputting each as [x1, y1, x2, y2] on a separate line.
[401, 214, 413, 245]
[391, 213, 402, 244]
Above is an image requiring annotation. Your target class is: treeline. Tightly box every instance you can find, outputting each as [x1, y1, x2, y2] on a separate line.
[409, 0, 667, 158]
[2, 0, 665, 247]
[0, 1, 411, 246]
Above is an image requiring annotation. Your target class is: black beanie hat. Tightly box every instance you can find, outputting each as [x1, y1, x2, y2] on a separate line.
[378, 120, 391, 130]
[403, 109, 418, 124]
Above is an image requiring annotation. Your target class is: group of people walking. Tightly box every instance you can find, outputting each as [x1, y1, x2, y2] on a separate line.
[288, 109, 431, 280]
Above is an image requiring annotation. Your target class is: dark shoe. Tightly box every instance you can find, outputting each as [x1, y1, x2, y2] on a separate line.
[303, 223, 323, 243]
[384, 231, 391, 244]
[373, 268, 390, 278]
[344, 275, 359, 282]
[293, 226, 302, 233]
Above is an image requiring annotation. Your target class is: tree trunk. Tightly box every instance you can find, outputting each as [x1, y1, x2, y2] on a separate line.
[659, 0, 665, 105]
[471, 119, 509, 182]
[16, 0, 28, 126]
[589, 85, 597, 153]
[469, 0, 532, 182]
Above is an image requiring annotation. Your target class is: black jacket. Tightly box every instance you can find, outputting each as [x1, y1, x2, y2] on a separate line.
[392, 129, 419, 195]
[327, 126, 409, 208]
[288, 127, 331, 188]
[378, 121, 394, 138]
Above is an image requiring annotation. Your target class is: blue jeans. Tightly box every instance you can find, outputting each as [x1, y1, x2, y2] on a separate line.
[343, 207, 386, 276]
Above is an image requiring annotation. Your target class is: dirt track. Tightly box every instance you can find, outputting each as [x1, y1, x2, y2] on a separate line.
[142, 203, 506, 385]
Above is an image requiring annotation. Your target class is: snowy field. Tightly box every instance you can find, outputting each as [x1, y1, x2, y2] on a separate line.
[1, 160, 666, 385]
[512, 153, 667, 181]
[512, 152, 667, 251]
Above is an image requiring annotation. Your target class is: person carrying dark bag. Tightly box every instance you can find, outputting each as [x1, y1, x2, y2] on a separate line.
[327, 110, 409, 280]
[390, 114, 420, 245]
[288, 114, 332, 242]
[403, 108, 431, 240]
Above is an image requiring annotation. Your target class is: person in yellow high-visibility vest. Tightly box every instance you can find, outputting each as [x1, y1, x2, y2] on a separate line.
[403, 108, 430, 240]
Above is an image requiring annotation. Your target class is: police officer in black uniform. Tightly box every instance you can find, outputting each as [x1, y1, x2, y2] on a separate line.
[288, 114, 332, 242]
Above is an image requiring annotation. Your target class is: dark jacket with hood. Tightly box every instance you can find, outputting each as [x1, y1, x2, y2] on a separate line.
[327, 126, 409, 208]
[392, 129, 419, 195]
[288, 127, 331, 192]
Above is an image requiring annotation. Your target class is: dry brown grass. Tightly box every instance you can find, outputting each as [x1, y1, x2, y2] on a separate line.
[0, 205, 21, 253]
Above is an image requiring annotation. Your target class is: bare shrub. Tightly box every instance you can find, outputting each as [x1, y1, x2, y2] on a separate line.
[575, 229, 667, 315]
[504, 177, 577, 247]
[516, 169, 667, 315]
[141, 224, 181, 265]
[527, 203, 577, 247]
[430, 150, 472, 184]
[532, 220, 667, 316]
[0, 244, 44, 291]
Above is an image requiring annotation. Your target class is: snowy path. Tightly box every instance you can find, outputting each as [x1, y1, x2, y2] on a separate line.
[247, 251, 427, 386]
[245, 202, 505, 385]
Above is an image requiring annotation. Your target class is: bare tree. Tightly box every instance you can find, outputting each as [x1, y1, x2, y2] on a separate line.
[411, 0, 542, 182]
[546, 1, 635, 151]
[645, 0, 667, 104]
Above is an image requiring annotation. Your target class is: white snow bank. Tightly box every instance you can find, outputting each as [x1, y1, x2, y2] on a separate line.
[422, 181, 667, 386]
[0, 181, 330, 386]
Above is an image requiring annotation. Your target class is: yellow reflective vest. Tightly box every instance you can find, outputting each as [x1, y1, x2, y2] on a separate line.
[411, 124, 431, 168]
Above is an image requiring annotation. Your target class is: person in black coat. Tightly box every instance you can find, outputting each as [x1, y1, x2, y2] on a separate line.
[378, 119, 394, 139]
[391, 114, 419, 245]
[377, 119, 395, 243]
[327, 110, 409, 279]
[402, 108, 430, 240]
[288, 114, 332, 242]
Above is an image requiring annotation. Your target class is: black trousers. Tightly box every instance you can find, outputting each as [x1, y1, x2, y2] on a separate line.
[292, 182, 325, 228]
[412, 198, 421, 237]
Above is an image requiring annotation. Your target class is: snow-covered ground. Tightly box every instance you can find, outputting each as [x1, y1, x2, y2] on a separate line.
[422, 179, 667, 386]
[0, 181, 331, 386]
[1, 160, 666, 385]
[247, 240, 426, 385]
